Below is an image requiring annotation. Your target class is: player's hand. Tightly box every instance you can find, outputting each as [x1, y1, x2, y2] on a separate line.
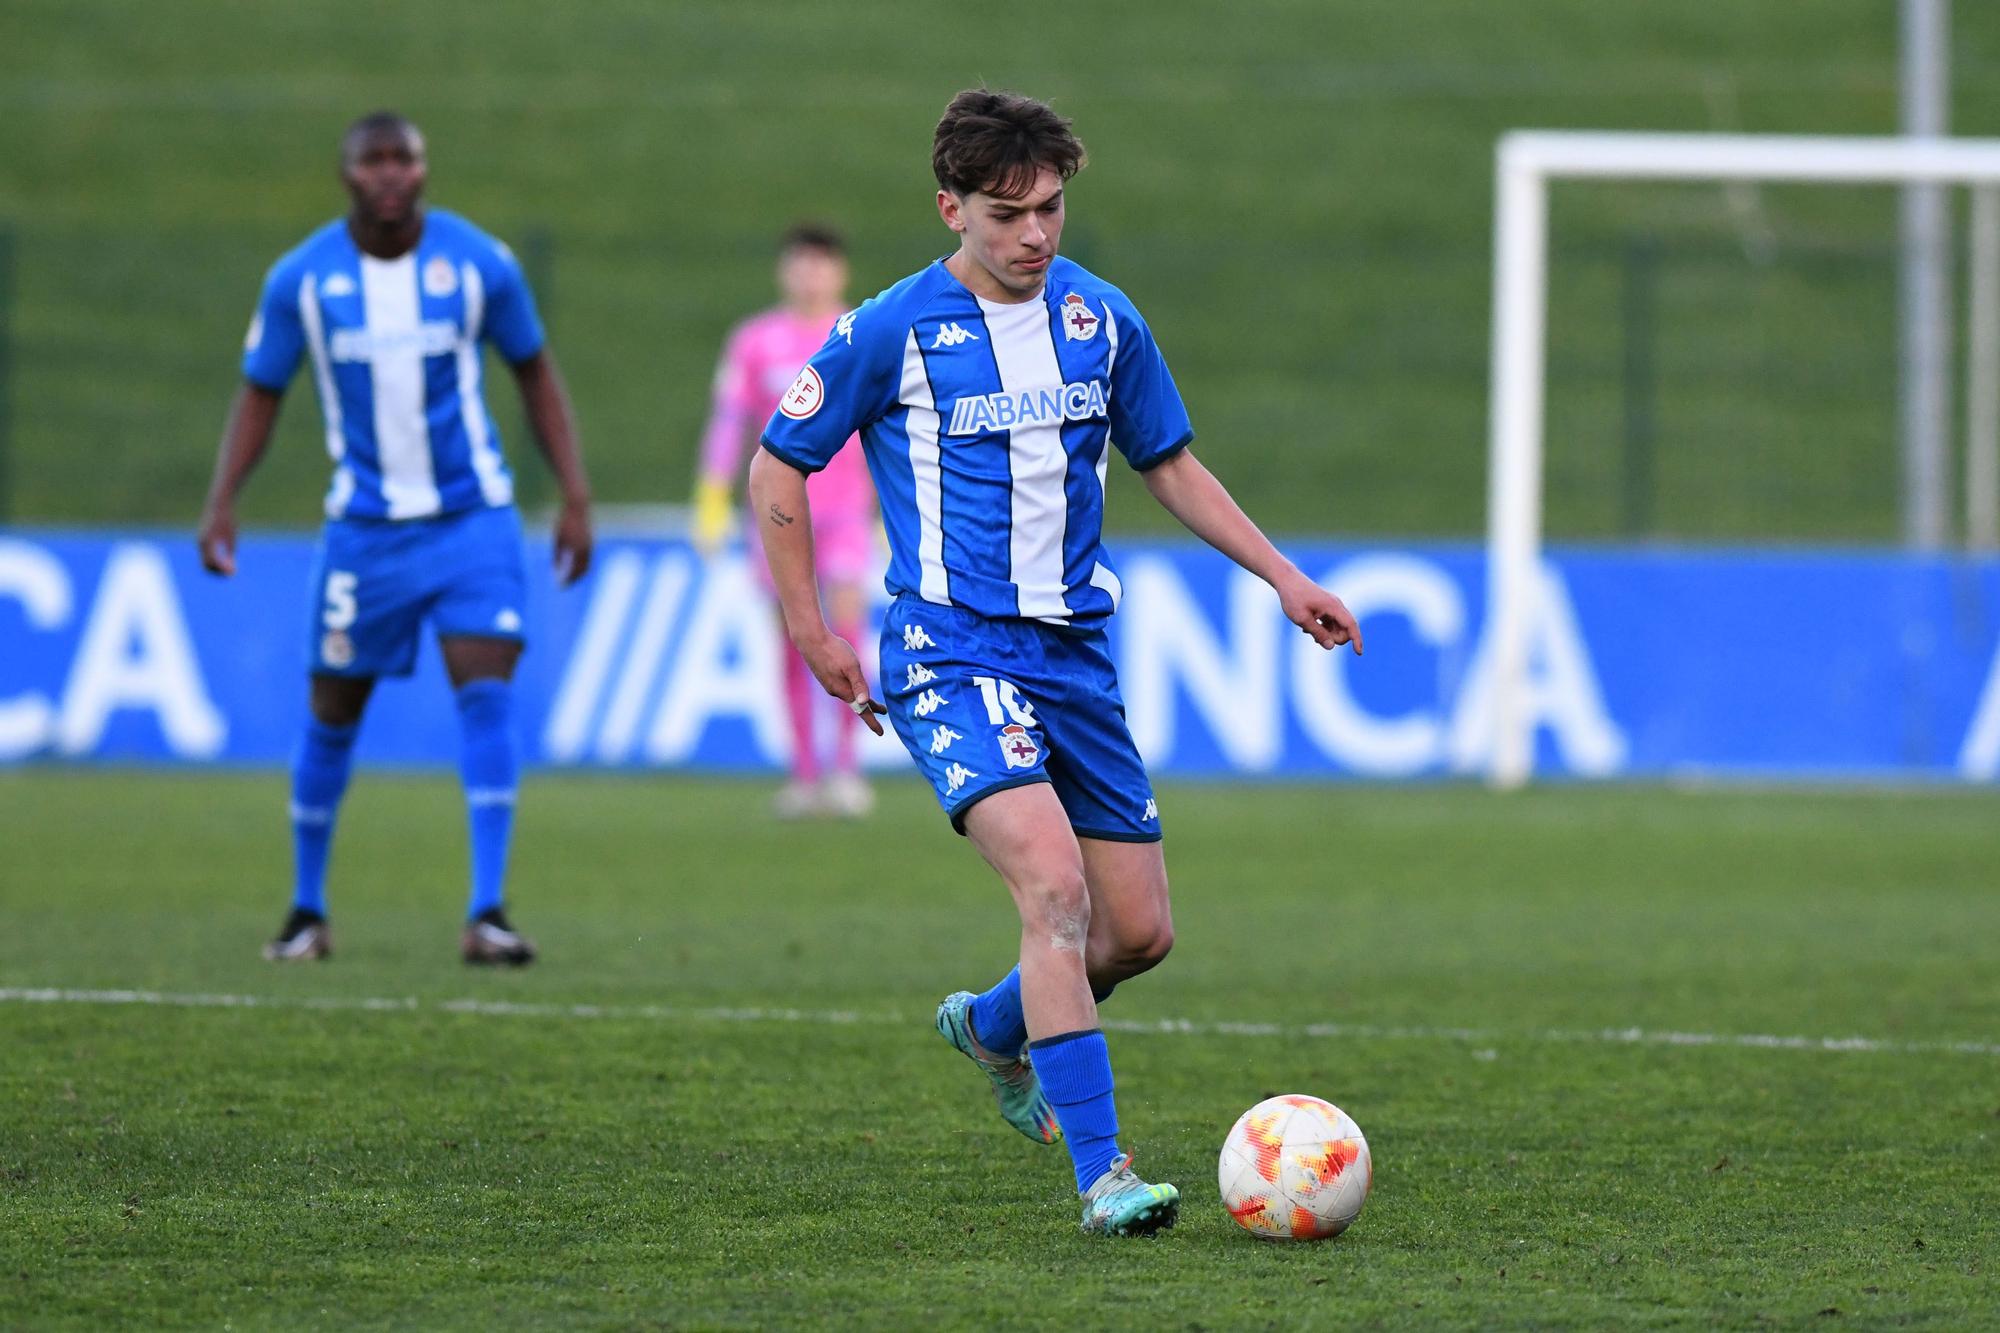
[197, 505, 238, 577]
[553, 496, 593, 586]
[797, 628, 888, 736]
[692, 478, 736, 556]
[1277, 571, 1363, 655]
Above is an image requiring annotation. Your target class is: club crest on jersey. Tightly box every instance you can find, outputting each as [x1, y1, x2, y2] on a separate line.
[999, 724, 1041, 770]
[779, 365, 824, 419]
[1060, 293, 1101, 342]
[423, 256, 459, 298]
[947, 380, 1108, 436]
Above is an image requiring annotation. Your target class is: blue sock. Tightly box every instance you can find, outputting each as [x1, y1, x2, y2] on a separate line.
[1030, 1028, 1123, 1193]
[968, 967, 1027, 1057]
[290, 718, 358, 917]
[456, 679, 517, 921]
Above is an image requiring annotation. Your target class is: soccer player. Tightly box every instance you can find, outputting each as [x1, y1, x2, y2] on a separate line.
[196, 111, 594, 966]
[750, 89, 1361, 1235]
[693, 225, 878, 819]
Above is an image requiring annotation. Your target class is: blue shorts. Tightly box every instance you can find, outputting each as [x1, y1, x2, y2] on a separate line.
[878, 596, 1161, 842]
[305, 505, 528, 678]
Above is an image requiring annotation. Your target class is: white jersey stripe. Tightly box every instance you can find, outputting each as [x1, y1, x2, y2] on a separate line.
[297, 274, 352, 518]
[900, 329, 950, 605]
[979, 297, 1071, 622]
[359, 254, 441, 518]
[456, 262, 513, 507]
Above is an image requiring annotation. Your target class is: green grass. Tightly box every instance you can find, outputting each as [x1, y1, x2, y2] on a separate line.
[1, 770, 1996, 1328]
[7, 2, 2000, 538]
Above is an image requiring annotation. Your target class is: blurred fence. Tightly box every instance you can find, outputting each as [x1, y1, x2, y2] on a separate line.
[0, 208, 1952, 543]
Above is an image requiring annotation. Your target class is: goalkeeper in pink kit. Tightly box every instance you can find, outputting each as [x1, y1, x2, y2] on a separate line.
[695, 225, 878, 817]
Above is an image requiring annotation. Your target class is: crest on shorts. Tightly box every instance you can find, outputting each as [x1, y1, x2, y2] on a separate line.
[320, 630, 355, 669]
[999, 723, 1040, 770]
[423, 256, 459, 298]
[1060, 293, 1100, 342]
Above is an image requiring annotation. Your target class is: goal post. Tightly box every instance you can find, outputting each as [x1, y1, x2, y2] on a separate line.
[1485, 131, 2000, 789]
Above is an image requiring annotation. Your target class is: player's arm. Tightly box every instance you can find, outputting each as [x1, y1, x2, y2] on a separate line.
[200, 264, 305, 576]
[748, 448, 884, 734]
[1142, 449, 1361, 654]
[507, 348, 593, 584]
[197, 384, 285, 577]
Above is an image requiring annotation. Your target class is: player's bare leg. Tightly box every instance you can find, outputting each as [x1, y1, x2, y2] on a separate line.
[958, 785, 1178, 1234]
[266, 674, 375, 961]
[1078, 838, 1174, 1000]
[771, 606, 825, 820]
[441, 635, 535, 965]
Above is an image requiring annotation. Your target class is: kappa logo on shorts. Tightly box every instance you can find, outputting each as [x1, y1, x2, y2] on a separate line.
[905, 663, 937, 689]
[778, 365, 824, 419]
[495, 608, 522, 633]
[1060, 292, 1101, 342]
[912, 689, 949, 718]
[999, 723, 1040, 770]
[931, 322, 980, 348]
[1142, 798, 1159, 822]
[902, 623, 936, 651]
[944, 762, 979, 795]
[929, 724, 963, 755]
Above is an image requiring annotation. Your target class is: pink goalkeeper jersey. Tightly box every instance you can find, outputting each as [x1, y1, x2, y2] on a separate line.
[700, 306, 873, 533]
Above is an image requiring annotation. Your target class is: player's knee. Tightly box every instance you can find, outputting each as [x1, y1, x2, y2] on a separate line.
[1023, 868, 1091, 956]
[1105, 915, 1173, 977]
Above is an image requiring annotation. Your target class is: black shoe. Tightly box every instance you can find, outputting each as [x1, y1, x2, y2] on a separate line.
[461, 908, 537, 966]
[264, 908, 332, 962]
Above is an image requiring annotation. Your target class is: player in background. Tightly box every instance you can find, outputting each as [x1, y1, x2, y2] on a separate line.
[750, 90, 1361, 1235]
[693, 225, 878, 819]
[197, 112, 593, 966]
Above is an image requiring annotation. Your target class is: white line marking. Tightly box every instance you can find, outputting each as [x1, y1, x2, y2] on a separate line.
[1, 987, 1994, 1058]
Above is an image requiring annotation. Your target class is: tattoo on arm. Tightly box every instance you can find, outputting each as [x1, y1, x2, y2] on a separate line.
[767, 503, 796, 527]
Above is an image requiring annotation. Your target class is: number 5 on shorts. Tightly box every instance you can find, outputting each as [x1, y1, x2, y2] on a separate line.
[323, 571, 358, 630]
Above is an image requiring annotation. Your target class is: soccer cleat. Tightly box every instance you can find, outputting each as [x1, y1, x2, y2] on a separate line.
[263, 908, 332, 962]
[461, 908, 537, 966]
[821, 772, 875, 819]
[1079, 1154, 1180, 1237]
[934, 990, 1060, 1144]
[771, 779, 823, 820]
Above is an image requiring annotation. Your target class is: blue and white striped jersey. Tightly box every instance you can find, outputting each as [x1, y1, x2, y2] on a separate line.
[241, 210, 545, 521]
[761, 257, 1192, 629]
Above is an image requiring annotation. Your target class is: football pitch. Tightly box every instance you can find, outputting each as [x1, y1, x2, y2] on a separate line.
[2, 771, 1995, 1329]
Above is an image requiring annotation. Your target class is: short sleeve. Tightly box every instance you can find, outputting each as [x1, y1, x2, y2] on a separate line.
[241, 263, 306, 392]
[481, 240, 547, 364]
[1105, 295, 1193, 471]
[759, 303, 899, 474]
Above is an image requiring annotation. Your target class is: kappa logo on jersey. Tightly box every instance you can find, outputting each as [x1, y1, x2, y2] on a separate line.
[929, 724, 963, 755]
[423, 256, 459, 298]
[912, 689, 949, 718]
[944, 762, 979, 795]
[905, 663, 937, 689]
[1060, 292, 1101, 342]
[1142, 798, 1158, 822]
[834, 310, 857, 345]
[244, 312, 265, 352]
[320, 273, 356, 299]
[999, 723, 1041, 770]
[946, 380, 1109, 437]
[902, 623, 936, 651]
[931, 322, 981, 348]
[778, 364, 824, 419]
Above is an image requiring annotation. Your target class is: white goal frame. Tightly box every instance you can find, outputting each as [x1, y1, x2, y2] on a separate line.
[1485, 130, 2000, 788]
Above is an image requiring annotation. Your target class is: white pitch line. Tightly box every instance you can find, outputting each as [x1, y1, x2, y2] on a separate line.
[2, 987, 1994, 1059]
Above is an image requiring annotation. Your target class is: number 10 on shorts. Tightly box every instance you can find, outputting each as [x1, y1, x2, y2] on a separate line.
[972, 676, 1037, 727]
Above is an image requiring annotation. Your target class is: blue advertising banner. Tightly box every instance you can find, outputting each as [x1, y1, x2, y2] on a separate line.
[5, 529, 2000, 781]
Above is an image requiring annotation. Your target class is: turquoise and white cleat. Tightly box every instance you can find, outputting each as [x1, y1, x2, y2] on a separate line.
[1079, 1154, 1180, 1237]
[934, 991, 1061, 1144]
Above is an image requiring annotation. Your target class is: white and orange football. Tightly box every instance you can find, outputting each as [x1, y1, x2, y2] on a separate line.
[1217, 1094, 1371, 1240]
